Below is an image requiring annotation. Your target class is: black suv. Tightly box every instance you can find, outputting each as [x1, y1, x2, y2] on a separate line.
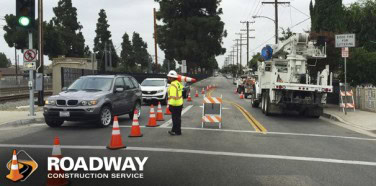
[43, 75, 142, 127]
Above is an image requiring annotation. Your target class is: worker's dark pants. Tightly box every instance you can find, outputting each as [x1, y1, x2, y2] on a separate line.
[169, 105, 183, 134]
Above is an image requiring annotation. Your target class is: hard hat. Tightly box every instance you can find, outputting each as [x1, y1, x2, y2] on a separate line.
[167, 70, 178, 78]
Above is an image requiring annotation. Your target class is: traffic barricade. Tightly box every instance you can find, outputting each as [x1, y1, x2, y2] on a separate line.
[202, 95, 223, 129]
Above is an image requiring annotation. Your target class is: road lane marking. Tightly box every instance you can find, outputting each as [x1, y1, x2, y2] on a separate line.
[160, 105, 194, 127]
[1, 144, 376, 167]
[117, 126, 376, 141]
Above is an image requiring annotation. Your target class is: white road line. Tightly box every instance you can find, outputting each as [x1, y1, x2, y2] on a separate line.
[160, 105, 194, 127]
[0, 144, 376, 167]
[118, 126, 376, 141]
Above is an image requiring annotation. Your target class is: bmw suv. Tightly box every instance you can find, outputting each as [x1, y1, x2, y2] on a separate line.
[43, 75, 142, 128]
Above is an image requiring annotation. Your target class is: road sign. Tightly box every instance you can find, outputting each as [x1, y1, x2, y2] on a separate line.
[23, 49, 37, 62]
[181, 60, 187, 73]
[24, 62, 36, 70]
[335, 34, 355, 48]
[342, 47, 349, 58]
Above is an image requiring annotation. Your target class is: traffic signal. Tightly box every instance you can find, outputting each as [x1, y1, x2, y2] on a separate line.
[16, 0, 35, 28]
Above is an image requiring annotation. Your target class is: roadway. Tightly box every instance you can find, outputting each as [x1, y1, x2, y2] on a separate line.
[0, 76, 375, 185]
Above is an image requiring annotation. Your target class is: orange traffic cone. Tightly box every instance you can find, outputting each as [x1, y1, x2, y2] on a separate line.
[129, 110, 143, 137]
[6, 150, 24, 182]
[201, 88, 205, 94]
[240, 92, 244, 99]
[156, 102, 164, 121]
[107, 116, 126, 150]
[47, 137, 69, 186]
[195, 90, 199, 97]
[187, 91, 192, 102]
[147, 105, 159, 127]
[165, 104, 172, 115]
[177, 75, 197, 83]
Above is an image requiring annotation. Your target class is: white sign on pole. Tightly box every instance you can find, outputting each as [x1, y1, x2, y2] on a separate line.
[23, 49, 38, 62]
[342, 47, 349, 58]
[335, 34, 355, 48]
[24, 62, 36, 70]
[181, 60, 187, 73]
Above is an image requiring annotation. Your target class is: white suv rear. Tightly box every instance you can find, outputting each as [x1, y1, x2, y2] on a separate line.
[140, 78, 168, 104]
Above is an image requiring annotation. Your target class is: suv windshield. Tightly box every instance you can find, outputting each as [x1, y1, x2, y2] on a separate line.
[141, 80, 165, 86]
[68, 77, 113, 91]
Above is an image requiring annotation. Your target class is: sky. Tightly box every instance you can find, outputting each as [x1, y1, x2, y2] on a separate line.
[0, 0, 358, 69]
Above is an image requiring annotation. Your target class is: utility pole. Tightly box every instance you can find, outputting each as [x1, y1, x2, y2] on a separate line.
[262, 0, 290, 44]
[37, 0, 44, 106]
[153, 8, 158, 65]
[28, 31, 35, 116]
[14, 44, 18, 85]
[109, 42, 112, 72]
[234, 39, 240, 67]
[240, 21, 255, 65]
[104, 42, 108, 72]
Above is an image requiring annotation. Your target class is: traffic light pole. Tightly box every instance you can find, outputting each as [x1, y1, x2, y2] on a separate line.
[28, 31, 35, 116]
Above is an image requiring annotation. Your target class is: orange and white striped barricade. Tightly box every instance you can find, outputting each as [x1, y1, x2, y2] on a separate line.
[340, 89, 356, 112]
[202, 95, 223, 129]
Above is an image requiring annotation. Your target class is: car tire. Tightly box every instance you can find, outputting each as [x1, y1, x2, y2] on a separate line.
[130, 101, 141, 119]
[45, 118, 64, 128]
[96, 106, 113, 128]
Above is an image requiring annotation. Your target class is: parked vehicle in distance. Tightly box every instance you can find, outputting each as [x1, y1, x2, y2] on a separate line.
[43, 75, 142, 128]
[141, 78, 168, 105]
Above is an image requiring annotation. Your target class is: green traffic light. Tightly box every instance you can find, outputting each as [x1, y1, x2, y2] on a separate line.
[18, 16, 30, 26]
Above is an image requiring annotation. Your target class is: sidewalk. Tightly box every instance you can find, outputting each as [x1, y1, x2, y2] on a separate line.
[0, 111, 44, 127]
[323, 104, 376, 132]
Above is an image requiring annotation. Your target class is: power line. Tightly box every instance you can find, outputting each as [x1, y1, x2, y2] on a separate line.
[250, 35, 276, 53]
[290, 17, 311, 30]
[290, 5, 310, 17]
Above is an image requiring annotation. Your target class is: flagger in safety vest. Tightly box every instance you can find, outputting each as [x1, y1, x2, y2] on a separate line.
[167, 70, 184, 136]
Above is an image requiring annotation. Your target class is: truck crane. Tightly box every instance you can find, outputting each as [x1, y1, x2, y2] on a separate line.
[251, 33, 333, 118]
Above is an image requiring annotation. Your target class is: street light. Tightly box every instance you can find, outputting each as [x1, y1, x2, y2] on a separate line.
[252, 16, 275, 23]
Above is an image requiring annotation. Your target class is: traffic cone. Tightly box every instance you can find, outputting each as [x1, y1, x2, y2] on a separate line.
[129, 110, 143, 137]
[240, 92, 244, 99]
[107, 116, 126, 150]
[6, 150, 23, 182]
[156, 102, 165, 121]
[206, 86, 209, 91]
[177, 75, 197, 83]
[165, 104, 172, 115]
[195, 90, 199, 97]
[201, 88, 205, 94]
[47, 137, 69, 186]
[147, 105, 159, 127]
[187, 91, 192, 102]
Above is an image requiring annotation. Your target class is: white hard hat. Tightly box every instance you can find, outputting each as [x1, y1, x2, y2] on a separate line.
[167, 70, 178, 78]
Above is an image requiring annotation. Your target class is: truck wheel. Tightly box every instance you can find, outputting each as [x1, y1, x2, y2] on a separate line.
[251, 95, 259, 108]
[265, 93, 272, 116]
[261, 93, 266, 113]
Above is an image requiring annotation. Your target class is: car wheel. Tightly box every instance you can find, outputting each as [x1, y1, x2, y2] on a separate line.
[130, 101, 141, 119]
[45, 118, 64, 128]
[97, 106, 113, 128]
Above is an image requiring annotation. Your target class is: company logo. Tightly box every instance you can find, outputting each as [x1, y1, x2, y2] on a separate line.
[6, 149, 38, 182]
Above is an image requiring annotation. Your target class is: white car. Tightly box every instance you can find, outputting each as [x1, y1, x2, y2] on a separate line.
[140, 78, 169, 105]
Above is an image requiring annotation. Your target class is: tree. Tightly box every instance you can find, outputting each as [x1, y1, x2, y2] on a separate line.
[94, 9, 119, 72]
[249, 53, 263, 71]
[51, 0, 86, 58]
[3, 14, 38, 50]
[132, 32, 149, 72]
[162, 59, 176, 73]
[120, 32, 134, 72]
[346, 48, 376, 86]
[155, 0, 227, 72]
[0, 53, 11, 68]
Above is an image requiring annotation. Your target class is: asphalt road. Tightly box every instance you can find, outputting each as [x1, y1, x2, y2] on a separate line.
[0, 76, 375, 186]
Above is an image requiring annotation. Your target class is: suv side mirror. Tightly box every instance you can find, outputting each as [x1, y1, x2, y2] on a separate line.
[62, 87, 67, 91]
[115, 87, 124, 93]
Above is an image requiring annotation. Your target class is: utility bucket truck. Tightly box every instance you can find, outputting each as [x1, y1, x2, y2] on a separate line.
[251, 33, 333, 118]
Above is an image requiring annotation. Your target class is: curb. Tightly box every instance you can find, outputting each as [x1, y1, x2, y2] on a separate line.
[321, 112, 343, 123]
[0, 117, 45, 128]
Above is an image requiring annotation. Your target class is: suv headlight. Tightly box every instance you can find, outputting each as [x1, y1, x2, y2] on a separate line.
[157, 90, 164, 93]
[81, 100, 97, 106]
[45, 100, 56, 105]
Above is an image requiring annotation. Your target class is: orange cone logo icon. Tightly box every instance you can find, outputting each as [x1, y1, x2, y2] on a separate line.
[156, 102, 165, 121]
[165, 104, 172, 115]
[6, 149, 38, 183]
[6, 150, 24, 182]
[107, 116, 126, 150]
[147, 105, 159, 127]
[129, 109, 143, 137]
[47, 137, 69, 186]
